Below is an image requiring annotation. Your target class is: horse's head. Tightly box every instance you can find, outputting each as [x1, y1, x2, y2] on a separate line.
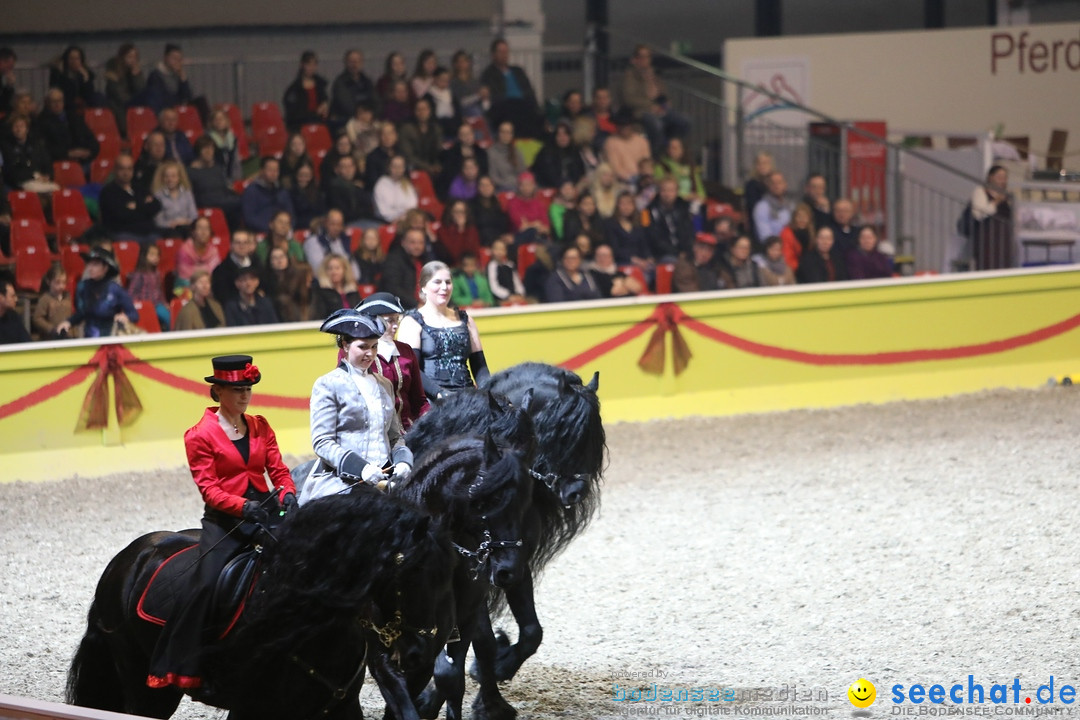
[523, 369, 605, 507]
[405, 433, 531, 588]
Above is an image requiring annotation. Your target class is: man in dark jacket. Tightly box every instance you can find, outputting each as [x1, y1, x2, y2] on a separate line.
[37, 87, 99, 163]
[224, 266, 279, 326]
[99, 153, 162, 244]
[479, 38, 541, 138]
[212, 230, 261, 306]
[242, 157, 294, 231]
[379, 228, 431, 309]
[283, 51, 330, 132]
[646, 177, 695, 262]
[0, 276, 30, 344]
[328, 49, 376, 131]
[144, 44, 193, 113]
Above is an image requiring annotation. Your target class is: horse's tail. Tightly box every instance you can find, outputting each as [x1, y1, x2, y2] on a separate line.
[66, 598, 123, 711]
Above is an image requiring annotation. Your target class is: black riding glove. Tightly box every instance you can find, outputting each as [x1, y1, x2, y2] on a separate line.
[281, 493, 298, 514]
[242, 500, 269, 525]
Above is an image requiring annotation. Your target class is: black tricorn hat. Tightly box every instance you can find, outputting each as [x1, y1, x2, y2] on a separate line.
[80, 246, 120, 279]
[355, 292, 405, 317]
[204, 354, 262, 386]
[320, 308, 385, 339]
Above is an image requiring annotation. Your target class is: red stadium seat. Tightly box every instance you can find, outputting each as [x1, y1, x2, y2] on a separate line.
[655, 262, 675, 295]
[8, 192, 54, 235]
[347, 228, 364, 254]
[497, 191, 514, 212]
[618, 265, 650, 294]
[94, 132, 122, 164]
[418, 196, 444, 221]
[11, 218, 51, 255]
[53, 161, 86, 189]
[477, 247, 492, 268]
[175, 105, 204, 139]
[378, 223, 397, 254]
[256, 125, 286, 157]
[57, 216, 92, 245]
[410, 170, 437, 202]
[210, 235, 229, 261]
[90, 157, 114, 184]
[198, 207, 230, 241]
[312, 148, 328, 181]
[84, 108, 120, 139]
[538, 187, 557, 201]
[358, 284, 377, 298]
[112, 240, 141, 282]
[157, 237, 181, 278]
[126, 106, 157, 144]
[60, 242, 85, 296]
[252, 102, 285, 136]
[215, 103, 251, 160]
[52, 189, 92, 228]
[169, 297, 186, 330]
[131, 301, 162, 333]
[293, 229, 308, 245]
[130, 130, 151, 160]
[517, 243, 538, 280]
[301, 123, 332, 158]
[15, 244, 53, 292]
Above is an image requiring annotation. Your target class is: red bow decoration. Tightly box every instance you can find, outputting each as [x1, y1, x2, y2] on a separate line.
[242, 362, 260, 381]
[76, 345, 143, 431]
[637, 303, 693, 376]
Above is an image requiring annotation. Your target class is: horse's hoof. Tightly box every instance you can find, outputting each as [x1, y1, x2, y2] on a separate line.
[471, 693, 517, 720]
[415, 689, 442, 720]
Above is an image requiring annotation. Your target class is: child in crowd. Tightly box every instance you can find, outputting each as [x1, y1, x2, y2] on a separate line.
[126, 243, 170, 330]
[485, 235, 525, 304]
[451, 251, 495, 308]
[33, 266, 75, 339]
[353, 228, 385, 286]
[345, 104, 381, 156]
[447, 156, 480, 201]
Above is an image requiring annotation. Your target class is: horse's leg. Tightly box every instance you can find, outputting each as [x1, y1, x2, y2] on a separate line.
[431, 623, 473, 720]
[470, 605, 517, 720]
[492, 569, 542, 682]
[368, 646, 420, 720]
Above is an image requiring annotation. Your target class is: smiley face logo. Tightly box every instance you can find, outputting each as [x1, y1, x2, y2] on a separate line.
[848, 678, 876, 708]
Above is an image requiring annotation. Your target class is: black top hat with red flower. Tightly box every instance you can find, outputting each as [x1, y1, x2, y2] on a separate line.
[204, 354, 261, 386]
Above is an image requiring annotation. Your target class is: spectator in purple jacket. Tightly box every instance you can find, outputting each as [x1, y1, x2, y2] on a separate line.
[846, 226, 893, 280]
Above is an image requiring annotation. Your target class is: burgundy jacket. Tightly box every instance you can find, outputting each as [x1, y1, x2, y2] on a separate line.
[372, 340, 430, 430]
[185, 407, 296, 516]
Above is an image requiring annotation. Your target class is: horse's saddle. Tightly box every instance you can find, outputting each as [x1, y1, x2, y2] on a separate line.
[137, 544, 261, 639]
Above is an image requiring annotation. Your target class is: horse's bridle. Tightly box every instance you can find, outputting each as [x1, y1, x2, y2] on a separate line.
[528, 458, 588, 505]
[451, 528, 523, 581]
[451, 475, 524, 581]
[357, 552, 438, 648]
[290, 645, 367, 719]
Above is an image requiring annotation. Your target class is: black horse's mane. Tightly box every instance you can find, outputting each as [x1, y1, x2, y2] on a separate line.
[210, 487, 452, 672]
[485, 363, 606, 568]
[395, 433, 527, 523]
[406, 389, 537, 467]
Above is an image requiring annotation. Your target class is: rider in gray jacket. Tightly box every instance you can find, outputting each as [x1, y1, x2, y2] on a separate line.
[300, 308, 413, 504]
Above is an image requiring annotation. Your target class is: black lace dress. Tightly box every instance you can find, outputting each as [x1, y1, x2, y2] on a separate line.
[406, 308, 473, 399]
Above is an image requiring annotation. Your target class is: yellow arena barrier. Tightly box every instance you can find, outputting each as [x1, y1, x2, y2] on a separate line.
[2, 265, 1078, 483]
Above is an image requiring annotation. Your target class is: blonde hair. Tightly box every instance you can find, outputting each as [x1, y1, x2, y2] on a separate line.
[356, 229, 385, 263]
[316, 253, 358, 293]
[151, 160, 192, 194]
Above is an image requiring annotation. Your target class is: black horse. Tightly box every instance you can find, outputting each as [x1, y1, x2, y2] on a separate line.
[396, 429, 534, 720]
[66, 430, 533, 720]
[67, 488, 453, 720]
[406, 363, 606, 700]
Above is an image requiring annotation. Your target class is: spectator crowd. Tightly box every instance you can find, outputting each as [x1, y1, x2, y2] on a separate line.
[0, 39, 895, 344]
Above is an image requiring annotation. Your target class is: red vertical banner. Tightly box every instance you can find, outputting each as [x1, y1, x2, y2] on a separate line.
[846, 121, 888, 231]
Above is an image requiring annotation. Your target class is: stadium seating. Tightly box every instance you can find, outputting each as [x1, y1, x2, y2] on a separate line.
[112, 240, 141, 281]
[301, 123, 332, 158]
[517, 242, 538, 280]
[52, 189, 92, 229]
[14, 244, 53, 292]
[132, 301, 162, 333]
[410, 170, 437, 202]
[175, 105, 204, 144]
[90, 157, 114, 184]
[8, 192, 55, 235]
[156, 237, 181, 278]
[654, 262, 675, 295]
[419, 196, 444, 221]
[52, 161, 86, 189]
[126, 107, 157, 144]
[378, 223, 397, 253]
[56, 216, 92, 245]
